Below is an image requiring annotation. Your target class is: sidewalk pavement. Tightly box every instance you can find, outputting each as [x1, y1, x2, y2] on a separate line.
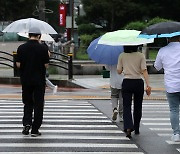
[0, 68, 166, 100]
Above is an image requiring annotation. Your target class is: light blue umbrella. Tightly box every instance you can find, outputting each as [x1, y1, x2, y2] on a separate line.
[87, 37, 124, 65]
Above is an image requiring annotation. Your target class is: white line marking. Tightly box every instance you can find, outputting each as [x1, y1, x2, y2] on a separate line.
[0, 105, 94, 108]
[0, 129, 123, 133]
[0, 109, 99, 112]
[142, 105, 168, 107]
[0, 119, 111, 122]
[143, 103, 167, 105]
[157, 133, 171, 136]
[149, 128, 171, 131]
[142, 111, 169, 113]
[0, 143, 138, 148]
[142, 118, 170, 120]
[0, 135, 128, 140]
[0, 112, 103, 115]
[0, 124, 117, 128]
[0, 115, 107, 119]
[166, 140, 180, 144]
[0, 152, 144, 154]
[142, 123, 170, 125]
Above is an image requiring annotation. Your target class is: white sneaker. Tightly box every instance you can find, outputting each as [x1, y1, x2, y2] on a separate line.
[119, 115, 124, 122]
[112, 109, 118, 121]
[53, 85, 58, 95]
[171, 134, 180, 142]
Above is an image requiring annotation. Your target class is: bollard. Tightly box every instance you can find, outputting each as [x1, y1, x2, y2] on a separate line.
[67, 53, 73, 80]
[12, 51, 20, 77]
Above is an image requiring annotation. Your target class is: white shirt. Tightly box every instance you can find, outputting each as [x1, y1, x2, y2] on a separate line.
[154, 42, 180, 93]
[105, 65, 123, 89]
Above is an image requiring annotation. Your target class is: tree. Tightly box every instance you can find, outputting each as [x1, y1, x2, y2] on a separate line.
[79, 0, 180, 31]
[0, 0, 59, 33]
[0, 0, 38, 21]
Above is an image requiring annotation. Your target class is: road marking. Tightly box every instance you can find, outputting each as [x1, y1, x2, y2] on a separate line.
[0, 143, 138, 148]
[0, 109, 99, 111]
[0, 124, 117, 128]
[0, 112, 103, 115]
[166, 141, 180, 144]
[142, 118, 170, 120]
[0, 152, 144, 154]
[157, 133, 171, 136]
[0, 135, 128, 140]
[0, 115, 107, 119]
[149, 128, 171, 131]
[0, 129, 123, 133]
[142, 105, 168, 107]
[142, 111, 169, 113]
[142, 123, 170, 125]
[0, 105, 94, 108]
[0, 119, 111, 122]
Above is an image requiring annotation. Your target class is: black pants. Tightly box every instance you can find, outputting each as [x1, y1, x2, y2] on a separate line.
[22, 84, 45, 131]
[122, 79, 144, 131]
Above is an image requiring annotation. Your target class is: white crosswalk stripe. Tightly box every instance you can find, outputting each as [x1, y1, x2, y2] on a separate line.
[0, 99, 144, 153]
[141, 101, 180, 153]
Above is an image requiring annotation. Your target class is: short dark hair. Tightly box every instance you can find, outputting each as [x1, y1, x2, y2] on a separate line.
[124, 46, 139, 53]
[29, 33, 41, 38]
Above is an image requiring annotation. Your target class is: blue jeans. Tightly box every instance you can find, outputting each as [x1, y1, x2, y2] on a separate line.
[166, 92, 180, 135]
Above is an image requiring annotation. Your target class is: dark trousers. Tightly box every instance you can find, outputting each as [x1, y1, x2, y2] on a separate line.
[122, 79, 144, 131]
[22, 84, 45, 131]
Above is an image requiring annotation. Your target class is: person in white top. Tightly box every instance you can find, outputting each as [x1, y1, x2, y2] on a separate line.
[154, 36, 180, 142]
[105, 65, 124, 122]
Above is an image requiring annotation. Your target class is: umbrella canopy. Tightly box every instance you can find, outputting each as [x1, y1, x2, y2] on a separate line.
[139, 21, 180, 38]
[17, 32, 54, 42]
[87, 37, 124, 65]
[98, 30, 154, 46]
[2, 18, 57, 34]
[87, 30, 154, 65]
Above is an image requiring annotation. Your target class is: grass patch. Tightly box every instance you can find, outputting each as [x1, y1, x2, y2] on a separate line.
[76, 52, 89, 60]
[47, 66, 59, 74]
[149, 50, 158, 60]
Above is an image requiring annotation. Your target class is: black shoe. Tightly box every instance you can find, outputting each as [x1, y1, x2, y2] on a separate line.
[126, 129, 134, 138]
[126, 130, 132, 138]
[22, 125, 31, 135]
[31, 131, 41, 137]
[135, 130, 140, 135]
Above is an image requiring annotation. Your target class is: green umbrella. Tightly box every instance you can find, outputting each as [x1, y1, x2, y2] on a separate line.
[98, 30, 154, 46]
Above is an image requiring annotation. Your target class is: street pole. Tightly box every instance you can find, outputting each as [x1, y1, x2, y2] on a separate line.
[69, 0, 74, 40]
[39, 0, 45, 21]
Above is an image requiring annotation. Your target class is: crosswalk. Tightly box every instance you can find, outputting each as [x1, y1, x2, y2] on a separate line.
[141, 101, 180, 153]
[0, 99, 144, 154]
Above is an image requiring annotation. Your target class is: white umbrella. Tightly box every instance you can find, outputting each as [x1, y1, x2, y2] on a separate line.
[17, 32, 54, 42]
[2, 18, 57, 34]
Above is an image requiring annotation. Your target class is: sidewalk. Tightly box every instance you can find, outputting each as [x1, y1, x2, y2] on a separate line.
[0, 68, 166, 100]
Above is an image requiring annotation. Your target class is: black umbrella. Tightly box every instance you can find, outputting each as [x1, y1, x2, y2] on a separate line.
[139, 21, 180, 38]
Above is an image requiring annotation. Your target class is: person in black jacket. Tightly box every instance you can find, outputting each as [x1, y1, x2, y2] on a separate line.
[16, 27, 49, 137]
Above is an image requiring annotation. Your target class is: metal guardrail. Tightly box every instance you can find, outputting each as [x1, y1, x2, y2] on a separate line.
[0, 50, 73, 80]
[50, 51, 73, 80]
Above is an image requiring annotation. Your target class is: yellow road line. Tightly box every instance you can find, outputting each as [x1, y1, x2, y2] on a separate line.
[0, 94, 167, 100]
